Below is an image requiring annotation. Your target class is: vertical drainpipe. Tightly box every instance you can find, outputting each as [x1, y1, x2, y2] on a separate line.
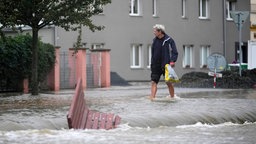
[223, 0, 227, 58]
[54, 26, 58, 46]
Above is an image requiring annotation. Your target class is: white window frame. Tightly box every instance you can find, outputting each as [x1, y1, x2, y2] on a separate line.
[226, 1, 236, 21]
[183, 45, 194, 68]
[130, 0, 141, 16]
[181, 0, 186, 18]
[130, 44, 143, 68]
[152, 0, 157, 17]
[199, 0, 209, 19]
[200, 45, 210, 68]
[147, 45, 152, 68]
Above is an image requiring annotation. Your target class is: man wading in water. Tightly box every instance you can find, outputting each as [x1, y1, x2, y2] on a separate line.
[150, 24, 178, 101]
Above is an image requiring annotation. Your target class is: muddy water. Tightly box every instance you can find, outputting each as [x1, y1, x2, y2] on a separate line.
[0, 84, 256, 144]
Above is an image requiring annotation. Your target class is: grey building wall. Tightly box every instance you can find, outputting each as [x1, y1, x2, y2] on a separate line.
[40, 0, 250, 82]
[225, 0, 250, 63]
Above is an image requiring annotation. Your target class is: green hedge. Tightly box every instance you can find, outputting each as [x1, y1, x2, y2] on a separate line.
[0, 34, 55, 92]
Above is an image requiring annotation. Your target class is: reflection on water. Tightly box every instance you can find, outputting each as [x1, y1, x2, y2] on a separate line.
[0, 86, 256, 144]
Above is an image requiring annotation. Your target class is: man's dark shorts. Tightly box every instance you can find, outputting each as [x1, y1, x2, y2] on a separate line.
[151, 64, 164, 84]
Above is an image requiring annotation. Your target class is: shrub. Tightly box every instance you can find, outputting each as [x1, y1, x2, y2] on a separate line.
[0, 34, 55, 92]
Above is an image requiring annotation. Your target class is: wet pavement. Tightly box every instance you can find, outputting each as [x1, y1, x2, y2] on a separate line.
[0, 82, 256, 144]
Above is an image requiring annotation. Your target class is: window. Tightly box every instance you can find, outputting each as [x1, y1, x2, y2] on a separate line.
[200, 46, 210, 68]
[131, 44, 142, 68]
[199, 0, 209, 19]
[147, 45, 152, 68]
[91, 43, 104, 49]
[130, 0, 141, 16]
[152, 0, 157, 17]
[226, 1, 236, 20]
[181, 0, 186, 18]
[183, 45, 193, 68]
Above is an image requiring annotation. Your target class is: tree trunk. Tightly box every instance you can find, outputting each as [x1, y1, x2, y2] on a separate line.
[31, 28, 39, 95]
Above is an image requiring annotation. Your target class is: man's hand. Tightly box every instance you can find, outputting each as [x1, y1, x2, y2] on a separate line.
[170, 62, 175, 67]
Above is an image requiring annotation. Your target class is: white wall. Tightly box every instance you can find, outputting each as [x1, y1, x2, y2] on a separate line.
[248, 40, 256, 69]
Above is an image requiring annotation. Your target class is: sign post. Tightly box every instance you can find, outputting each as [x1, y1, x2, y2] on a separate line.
[207, 53, 226, 88]
[230, 11, 249, 76]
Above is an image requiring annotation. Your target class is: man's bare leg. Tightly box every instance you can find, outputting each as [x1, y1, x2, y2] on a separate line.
[150, 81, 157, 100]
[166, 82, 174, 98]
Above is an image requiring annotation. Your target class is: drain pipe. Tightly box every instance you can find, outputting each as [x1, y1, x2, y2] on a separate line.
[54, 26, 58, 46]
[223, 0, 227, 58]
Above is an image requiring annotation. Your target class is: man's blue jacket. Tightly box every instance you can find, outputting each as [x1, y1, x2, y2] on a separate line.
[151, 34, 178, 68]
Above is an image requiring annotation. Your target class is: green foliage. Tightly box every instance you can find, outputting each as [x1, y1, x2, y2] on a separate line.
[38, 41, 56, 81]
[0, 34, 32, 78]
[73, 24, 82, 54]
[0, 0, 111, 94]
[0, 0, 111, 31]
[0, 34, 55, 91]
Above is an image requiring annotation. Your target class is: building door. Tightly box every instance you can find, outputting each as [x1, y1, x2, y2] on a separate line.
[235, 42, 248, 63]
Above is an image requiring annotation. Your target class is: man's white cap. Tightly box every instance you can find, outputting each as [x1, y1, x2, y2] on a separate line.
[153, 24, 165, 32]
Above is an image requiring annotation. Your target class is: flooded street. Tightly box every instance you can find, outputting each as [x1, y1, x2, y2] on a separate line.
[0, 83, 256, 144]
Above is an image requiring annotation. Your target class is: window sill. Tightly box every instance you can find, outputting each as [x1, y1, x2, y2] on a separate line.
[181, 16, 188, 20]
[129, 14, 143, 17]
[198, 17, 210, 20]
[130, 66, 143, 69]
[152, 15, 159, 18]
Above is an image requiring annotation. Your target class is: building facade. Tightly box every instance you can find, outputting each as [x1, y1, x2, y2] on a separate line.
[29, 0, 251, 82]
[251, 0, 256, 40]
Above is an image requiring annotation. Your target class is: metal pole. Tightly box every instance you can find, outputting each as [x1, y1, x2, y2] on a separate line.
[213, 56, 217, 88]
[223, 0, 227, 58]
[238, 13, 242, 76]
[214, 68, 216, 88]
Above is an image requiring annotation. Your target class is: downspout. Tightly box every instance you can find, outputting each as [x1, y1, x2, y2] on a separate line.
[223, 0, 227, 58]
[54, 26, 58, 46]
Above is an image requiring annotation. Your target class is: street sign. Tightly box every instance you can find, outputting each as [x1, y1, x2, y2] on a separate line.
[208, 71, 222, 78]
[207, 53, 226, 88]
[230, 11, 249, 76]
[230, 11, 249, 30]
[207, 53, 226, 72]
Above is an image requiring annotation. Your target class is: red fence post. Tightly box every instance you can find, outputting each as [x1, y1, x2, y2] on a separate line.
[54, 47, 60, 91]
[47, 46, 60, 91]
[69, 48, 87, 90]
[100, 49, 111, 87]
[23, 78, 29, 94]
[77, 48, 87, 90]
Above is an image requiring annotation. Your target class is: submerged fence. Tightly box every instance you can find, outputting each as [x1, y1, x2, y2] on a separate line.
[0, 47, 111, 93]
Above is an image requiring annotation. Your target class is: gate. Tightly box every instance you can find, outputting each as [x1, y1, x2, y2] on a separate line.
[60, 51, 77, 89]
[59, 49, 103, 89]
[86, 51, 101, 88]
